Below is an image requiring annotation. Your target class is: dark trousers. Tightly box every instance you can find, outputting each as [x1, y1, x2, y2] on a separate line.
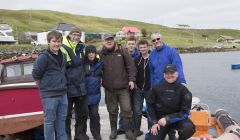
[88, 104, 101, 139]
[66, 96, 89, 140]
[147, 119, 195, 140]
[118, 88, 144, 130]
[118, 89, 134, 130]
[105, 88, 133, 121]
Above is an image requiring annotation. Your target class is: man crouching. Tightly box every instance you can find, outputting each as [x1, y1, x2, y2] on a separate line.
[145, 64, 195, 140]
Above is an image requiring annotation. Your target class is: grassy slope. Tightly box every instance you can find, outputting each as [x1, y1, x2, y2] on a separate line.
[0, 9, 240, 48]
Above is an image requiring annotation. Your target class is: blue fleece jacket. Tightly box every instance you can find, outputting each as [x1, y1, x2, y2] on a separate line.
[32, 50, 67, 99]
[149, 44, 186, 87]
[85, 59, 103, 105]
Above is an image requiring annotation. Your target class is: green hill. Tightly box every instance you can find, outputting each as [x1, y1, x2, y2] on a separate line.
[0, 9, 240, 48]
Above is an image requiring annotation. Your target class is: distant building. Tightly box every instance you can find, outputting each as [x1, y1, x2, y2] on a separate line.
[175, 24, 190, 29]
[116, 26, 141, 38]
[23, 32, 37, 41]
[0, 23, 17, 44]
[36, 23, 85, 45]
[0, 23, 13, 34]
[217, 35, 235, 43]
[0, 31, 17, 45]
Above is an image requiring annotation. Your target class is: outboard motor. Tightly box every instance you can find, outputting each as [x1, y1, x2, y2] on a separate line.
[215, 109, 240, 140]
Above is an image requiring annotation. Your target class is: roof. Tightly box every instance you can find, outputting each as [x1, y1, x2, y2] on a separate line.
[0, 23, 12, 31]
[0, 54, 38, 64]
[50, 23, 76, 31]
[121, 26, 140, 33]
[219, 35, 234, 40]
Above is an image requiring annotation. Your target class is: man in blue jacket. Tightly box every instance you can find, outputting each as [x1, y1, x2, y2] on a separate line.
[149, 32, 186, 87]
[148, 32, 186, 140]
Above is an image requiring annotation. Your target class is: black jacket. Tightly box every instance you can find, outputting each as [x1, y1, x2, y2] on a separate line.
[145, 82, 192, 125]
[134, 55, 150, 91]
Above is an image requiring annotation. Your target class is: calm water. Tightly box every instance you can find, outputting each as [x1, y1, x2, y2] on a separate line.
[182, 51, 240, 123]
[100, 51, 240, 123]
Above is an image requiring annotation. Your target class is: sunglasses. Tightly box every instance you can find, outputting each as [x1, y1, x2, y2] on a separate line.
[152, 38, 161, 43]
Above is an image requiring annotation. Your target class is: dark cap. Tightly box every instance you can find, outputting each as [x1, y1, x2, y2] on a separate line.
[85, 45, 97, 54]
[103, 34, 114, 40]
[164, 64, 177, 73]
[69, 27, 82, 35]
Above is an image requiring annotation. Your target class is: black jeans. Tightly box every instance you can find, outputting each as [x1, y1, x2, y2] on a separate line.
[66, 96, 89, 140]
[147, 119, 195, 140]
[88, 104, 101, 139]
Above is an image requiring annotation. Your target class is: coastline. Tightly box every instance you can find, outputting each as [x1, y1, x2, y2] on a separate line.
[0, 46, 240, 59]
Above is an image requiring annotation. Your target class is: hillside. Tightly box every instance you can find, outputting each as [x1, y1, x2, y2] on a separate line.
[0, 9, 240, 48]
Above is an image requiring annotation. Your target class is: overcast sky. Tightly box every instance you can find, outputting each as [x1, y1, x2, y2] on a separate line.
[1, 0, 240, 29]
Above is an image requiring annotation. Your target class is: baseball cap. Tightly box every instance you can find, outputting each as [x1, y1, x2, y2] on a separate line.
[103, 34, 114, 40]
[164, 64, 177, 73]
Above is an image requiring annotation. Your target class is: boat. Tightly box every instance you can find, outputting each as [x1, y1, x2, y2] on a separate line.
[0, 54, 43, 137]
[190, 98, 240, 140]
[232, 64, 240, 70]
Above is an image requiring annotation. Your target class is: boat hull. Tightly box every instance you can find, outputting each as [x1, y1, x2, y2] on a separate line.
[0, 83, 43, 135]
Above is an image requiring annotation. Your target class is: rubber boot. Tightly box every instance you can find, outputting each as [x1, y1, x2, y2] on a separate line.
[168, 129, 177, 140]
[134, 115, 143, 137]
[109, 120, 117, 139]
[124, 118, 136, 140]
[75, 117, 89, 140]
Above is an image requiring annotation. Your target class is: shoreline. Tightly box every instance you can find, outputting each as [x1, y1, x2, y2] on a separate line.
[0, 47, 240, 59]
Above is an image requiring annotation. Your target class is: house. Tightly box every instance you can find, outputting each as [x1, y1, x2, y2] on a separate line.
[0, 23, 13, 34]
[217, 35, 235, 43]
[116, 26, 141, 38]
[36, 23, 85, 45]
[0, 23, 17, 44]
[0, 31, 17, 45]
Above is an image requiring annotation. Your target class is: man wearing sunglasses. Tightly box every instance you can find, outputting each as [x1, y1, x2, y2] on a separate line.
[148, 32, 186, 140]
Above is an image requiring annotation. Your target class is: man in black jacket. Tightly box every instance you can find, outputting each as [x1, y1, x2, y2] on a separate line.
[145, 64, 195, 140]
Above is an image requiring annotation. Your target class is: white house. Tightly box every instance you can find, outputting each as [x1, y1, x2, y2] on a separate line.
[36, 23, 85, 45]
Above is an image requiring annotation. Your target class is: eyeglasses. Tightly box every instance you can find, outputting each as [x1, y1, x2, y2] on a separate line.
[71, 33, 81, 37]
[152, 38, 161, 43]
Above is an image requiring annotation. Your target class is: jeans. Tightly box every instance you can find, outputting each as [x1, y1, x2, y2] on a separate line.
[133, 88, 144, 116]
[42, 94, 68, 140]
[88, 104, 101, 139]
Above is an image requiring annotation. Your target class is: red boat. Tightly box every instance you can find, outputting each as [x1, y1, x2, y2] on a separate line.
[0, 54, 43, 136]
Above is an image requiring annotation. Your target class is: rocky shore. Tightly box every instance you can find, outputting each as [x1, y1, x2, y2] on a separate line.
[0, 45, 240, 60]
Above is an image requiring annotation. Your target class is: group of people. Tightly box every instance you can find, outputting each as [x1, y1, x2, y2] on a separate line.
[32, 27, 196, 140]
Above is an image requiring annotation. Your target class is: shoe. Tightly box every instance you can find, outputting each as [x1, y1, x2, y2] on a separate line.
[109, 120, 117, 139]
[117, 128, 125, 135]
[134, 130, 143, 137]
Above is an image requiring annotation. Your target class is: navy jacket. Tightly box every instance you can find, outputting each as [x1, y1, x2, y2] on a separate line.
[62, 44, 87, 97]
[146, 81, 192, 125]
[149, 44, 186, 87]
[84, 59, 103, 105]
[32, 50, 67, 99]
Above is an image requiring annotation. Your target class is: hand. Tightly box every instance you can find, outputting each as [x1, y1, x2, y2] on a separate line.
[158, 118, 167, 127]
[151, 124, 160, 135]
[129, 81, 134, 90]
